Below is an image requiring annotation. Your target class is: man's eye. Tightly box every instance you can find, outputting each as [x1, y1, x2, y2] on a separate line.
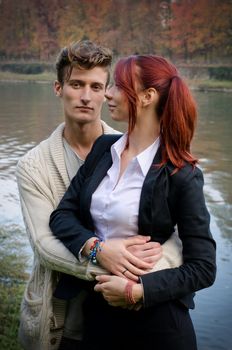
[71, 82, 80, 88]
[92, 85, 102, 91]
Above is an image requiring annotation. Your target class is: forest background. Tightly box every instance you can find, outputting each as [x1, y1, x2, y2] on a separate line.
[0, 0, 232, 88]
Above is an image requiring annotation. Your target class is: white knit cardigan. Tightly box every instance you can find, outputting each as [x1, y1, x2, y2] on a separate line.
[16, 121, 119, 350]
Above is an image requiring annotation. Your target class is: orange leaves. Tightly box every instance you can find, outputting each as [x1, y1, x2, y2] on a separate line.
[0, 0, 231, 63]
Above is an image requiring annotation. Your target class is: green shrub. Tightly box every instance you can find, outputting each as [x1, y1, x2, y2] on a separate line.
[0, 282, 25, 350]
[208, 67, 232, 81]
[0, 62, 54, 75]
[0, 226, 29, 350]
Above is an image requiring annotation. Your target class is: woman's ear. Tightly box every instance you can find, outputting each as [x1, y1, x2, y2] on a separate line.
[141, 88, 158, 107]
[54, 80, 62, 97]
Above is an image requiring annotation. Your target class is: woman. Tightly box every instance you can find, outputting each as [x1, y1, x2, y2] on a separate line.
[50, 54, 216, 349]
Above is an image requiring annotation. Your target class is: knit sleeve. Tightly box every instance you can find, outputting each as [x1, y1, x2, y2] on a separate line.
[16, 148, 107, 280]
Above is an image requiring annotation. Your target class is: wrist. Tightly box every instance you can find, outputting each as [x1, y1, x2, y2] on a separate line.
[84, 237, 104, 264]
[132, 284, 143, 303]
[125, 281, 143, 305]
[83, 237, 98, 257]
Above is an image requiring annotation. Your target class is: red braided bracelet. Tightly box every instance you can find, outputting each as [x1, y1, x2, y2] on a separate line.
[125, 281, 136, 304]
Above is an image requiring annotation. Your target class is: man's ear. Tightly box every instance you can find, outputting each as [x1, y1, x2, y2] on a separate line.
[141, 88, 158, 107]
[54, 80, 62, 97]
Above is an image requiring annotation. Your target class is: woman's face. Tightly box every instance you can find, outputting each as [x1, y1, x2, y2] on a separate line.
[105, 85, 129, 122]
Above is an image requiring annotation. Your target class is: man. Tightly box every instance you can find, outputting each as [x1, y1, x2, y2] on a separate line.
[16, 40, 121, 350]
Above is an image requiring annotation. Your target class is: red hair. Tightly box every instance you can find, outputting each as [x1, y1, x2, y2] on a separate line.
[114, 55, 198, 170]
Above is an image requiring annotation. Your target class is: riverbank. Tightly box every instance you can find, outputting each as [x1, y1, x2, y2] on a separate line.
[0, 70, 55, 83]
[0, 226, 29, 349]
[0, 70, 232, 92]
[187, 78, 232, 92]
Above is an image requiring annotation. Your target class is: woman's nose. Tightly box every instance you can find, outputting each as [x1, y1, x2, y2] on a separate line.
[105, 85, 113, 100]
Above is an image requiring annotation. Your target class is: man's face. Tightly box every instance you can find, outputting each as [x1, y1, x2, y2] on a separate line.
[55, 66, 108, 125]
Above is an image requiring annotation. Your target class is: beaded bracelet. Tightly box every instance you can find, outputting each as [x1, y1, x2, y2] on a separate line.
[125, 281, 136, 305]
[88, 238, 104, 264]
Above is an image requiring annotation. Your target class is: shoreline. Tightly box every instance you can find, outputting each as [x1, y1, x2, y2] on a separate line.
[189, 86, 232, 93]
[0, 72, 232, 92]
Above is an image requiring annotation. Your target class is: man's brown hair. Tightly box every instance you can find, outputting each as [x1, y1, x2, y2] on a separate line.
[55, 40, 112, 85]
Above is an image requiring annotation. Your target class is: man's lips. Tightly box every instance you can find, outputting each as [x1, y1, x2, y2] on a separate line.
[75, 106, 94, 110]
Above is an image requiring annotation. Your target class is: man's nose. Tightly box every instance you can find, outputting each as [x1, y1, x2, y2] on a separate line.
[81, 87, 91, 104]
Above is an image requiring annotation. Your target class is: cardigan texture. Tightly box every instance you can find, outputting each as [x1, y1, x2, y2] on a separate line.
[16, 121, 120, 350]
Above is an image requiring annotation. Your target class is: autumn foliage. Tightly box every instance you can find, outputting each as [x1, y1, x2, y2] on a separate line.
[0, 0, 231, 63]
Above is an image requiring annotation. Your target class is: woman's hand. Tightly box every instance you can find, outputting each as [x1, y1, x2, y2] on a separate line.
[127, 239, 162, 265]
[94, 275, 143, 309]
[96, 235, 159, 281]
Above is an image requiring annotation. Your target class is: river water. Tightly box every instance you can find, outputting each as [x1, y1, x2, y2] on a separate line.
[0, 82, 231, 349]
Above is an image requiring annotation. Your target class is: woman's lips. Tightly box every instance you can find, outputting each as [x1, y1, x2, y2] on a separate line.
[108, 104, 116, 112]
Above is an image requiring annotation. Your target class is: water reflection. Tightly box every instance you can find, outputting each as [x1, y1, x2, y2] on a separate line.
[0, 83, 232, 349]
[192, 91, 232, 243]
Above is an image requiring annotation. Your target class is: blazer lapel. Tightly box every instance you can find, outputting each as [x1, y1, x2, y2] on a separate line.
[82, 151, 113, 227]
[138, 146, 173, 242]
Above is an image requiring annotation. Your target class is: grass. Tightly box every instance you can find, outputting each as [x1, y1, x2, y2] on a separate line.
[0, 282, 25, 350]
[0, 226, 29, 350]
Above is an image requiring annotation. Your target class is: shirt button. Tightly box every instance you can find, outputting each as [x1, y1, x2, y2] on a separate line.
[50, 338, 57, 345]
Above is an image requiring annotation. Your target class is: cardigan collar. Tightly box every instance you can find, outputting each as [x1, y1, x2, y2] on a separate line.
[46, 121, 121, 198]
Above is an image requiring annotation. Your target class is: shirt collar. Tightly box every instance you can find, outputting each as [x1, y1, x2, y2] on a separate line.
[136, 137, 160, 176]
[111, 133, 128, 161]
[111, 133, 160, 176]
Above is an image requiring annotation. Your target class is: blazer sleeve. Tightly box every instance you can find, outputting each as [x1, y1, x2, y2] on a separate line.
[140, 167, 216, 308]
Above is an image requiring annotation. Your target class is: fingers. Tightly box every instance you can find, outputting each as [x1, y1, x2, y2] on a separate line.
[142, 241, 161, 250]
[94, 276, 141, 309]
[132, 245, 161, 257]
[127, 241, 162, 266]
[114, 250, 155, 279]
[128, 241, 161, 253]
[95, 275, 111, 283]
[94, 279, 108, 292]
[122, 270, 139, 281]
[96, 237, 160, 280]
[118, 261, 149, 280]
[142, 251, 162, 263]
[124, 235, 151, 247]
[136, 247, 162, 259]
[126, 251, 155, 270]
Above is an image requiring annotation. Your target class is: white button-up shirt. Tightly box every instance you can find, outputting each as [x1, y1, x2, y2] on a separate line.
[90, 133, 160, 241]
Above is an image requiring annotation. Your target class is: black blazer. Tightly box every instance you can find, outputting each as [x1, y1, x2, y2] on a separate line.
[50, 135, 216, 309]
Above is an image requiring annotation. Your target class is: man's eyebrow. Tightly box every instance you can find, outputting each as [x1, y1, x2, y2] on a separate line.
[68, 79, 83, 83]
[91, 82, 104, 87]
[68, 79, 104, 86]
